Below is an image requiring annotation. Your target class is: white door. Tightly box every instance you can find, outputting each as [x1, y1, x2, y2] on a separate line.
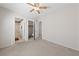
[35, 20, 42, 40]
[20, 19, 28, 41]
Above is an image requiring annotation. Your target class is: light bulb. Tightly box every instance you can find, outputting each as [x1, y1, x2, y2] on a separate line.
[33, 7, 39, 11]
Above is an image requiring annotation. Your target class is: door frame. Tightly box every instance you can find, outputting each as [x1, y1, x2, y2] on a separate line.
[28, 19, 35, 40]
[14, 17, 28, 44]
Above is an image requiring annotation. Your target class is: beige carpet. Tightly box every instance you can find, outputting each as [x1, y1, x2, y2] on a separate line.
[0, 39, 79, 56]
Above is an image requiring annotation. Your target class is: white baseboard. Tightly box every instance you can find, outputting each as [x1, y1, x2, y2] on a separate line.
[43, 39, 79, 52]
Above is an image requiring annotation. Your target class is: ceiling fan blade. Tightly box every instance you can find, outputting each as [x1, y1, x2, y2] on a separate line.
[27, 3, 35, 7]
[30, 9, 34, 12]
[34, 3, 37, 7]
[39, 6, 47, 9]
[36, 10, 40, 14]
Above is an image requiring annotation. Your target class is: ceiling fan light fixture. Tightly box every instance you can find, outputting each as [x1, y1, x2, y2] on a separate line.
[33, 7, 39, 11]
[27, 3, 47, 14]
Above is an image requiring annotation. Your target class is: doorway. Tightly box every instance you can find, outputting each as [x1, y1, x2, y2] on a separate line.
[28, 20, 34, 40]
[15, 18, 25, 43]
[15, 18, 42, 43]
[28, 20, 42, 40]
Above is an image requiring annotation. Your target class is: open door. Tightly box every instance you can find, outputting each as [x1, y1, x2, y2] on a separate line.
[34, 20, 42, 40]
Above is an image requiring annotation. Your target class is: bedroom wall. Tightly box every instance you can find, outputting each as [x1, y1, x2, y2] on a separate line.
[76, 4, 79, 50]
[39, 4, 78, 50]
[0, 7, 28, 48]
[0, 7, 15, 48]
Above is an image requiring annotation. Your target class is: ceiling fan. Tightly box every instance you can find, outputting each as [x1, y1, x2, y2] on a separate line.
[27, 3, 47, 14]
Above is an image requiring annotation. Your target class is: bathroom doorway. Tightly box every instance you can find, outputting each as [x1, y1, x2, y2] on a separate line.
[15, 18, 25, 43]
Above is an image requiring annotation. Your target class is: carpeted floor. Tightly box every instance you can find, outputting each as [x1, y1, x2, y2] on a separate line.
[0, 39, 79, 56]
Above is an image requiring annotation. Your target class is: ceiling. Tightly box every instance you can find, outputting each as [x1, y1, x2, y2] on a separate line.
[0, 3, 51, 19]
[0, 3, 77, 19]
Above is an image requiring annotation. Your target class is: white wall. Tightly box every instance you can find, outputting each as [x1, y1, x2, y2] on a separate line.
[76, 4, 79, 50]
[39, 4, 78, 50]
[0, 7, 28, 48]
[0, 7, 15, 48]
